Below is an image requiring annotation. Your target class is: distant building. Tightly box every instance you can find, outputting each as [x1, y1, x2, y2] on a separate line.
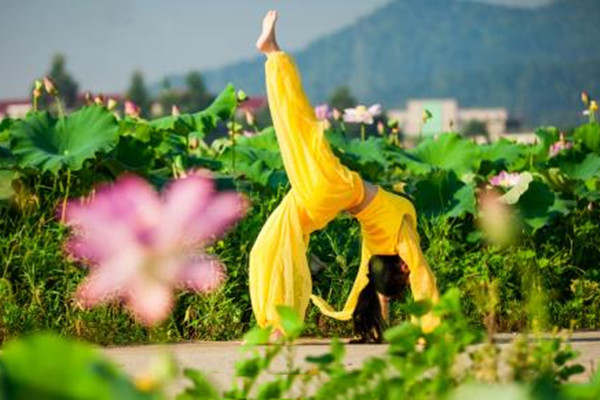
[388, 99, 508, 141]
[0, 99, 32, 121]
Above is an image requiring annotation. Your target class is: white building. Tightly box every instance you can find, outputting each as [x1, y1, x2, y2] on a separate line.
[0, 99, 32, 121]
[388, 99, 508, 141]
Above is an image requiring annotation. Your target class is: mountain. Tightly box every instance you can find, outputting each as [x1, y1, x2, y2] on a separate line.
[192, 0, 600, 128]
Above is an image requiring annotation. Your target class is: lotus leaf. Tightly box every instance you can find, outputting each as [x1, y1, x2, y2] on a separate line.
[10, 106, 119, 174]
[516, 180, 556, 231]
[575, 123, 600, 153]
[409, 133, 480, 177]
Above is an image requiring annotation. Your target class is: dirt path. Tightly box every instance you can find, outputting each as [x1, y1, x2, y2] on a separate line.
[103, 332, 600, 396]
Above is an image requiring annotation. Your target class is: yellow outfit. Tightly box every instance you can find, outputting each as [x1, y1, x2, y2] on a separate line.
[249, 52, 440, 333]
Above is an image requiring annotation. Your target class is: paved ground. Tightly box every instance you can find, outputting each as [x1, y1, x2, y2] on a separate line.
[103, 332, 600, 397]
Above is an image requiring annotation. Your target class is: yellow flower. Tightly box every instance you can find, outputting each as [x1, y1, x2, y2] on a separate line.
[590, 100, 598, 113]
[134, 375, 158, 393]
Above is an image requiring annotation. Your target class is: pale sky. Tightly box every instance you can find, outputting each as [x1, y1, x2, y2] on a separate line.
[0, 0, 552, 99]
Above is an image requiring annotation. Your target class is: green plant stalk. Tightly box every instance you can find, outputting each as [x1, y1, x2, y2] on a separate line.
[55, 97, 65, 119]
[361, 124, 366, 141]
[60, 170, 71, 223]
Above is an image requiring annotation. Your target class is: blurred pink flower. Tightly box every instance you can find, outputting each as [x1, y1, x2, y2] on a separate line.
[314, 104, 332, 121]
[489, 171, 520, 188]
[477, 189, 518, 246]
[549, 133, 572, 158]
[343, 104, 382, 125]
[243, 130, 256, 138]
[171, 105, 181, 117]
[63, 173, 247, 326]
[124, 101, 141, 118]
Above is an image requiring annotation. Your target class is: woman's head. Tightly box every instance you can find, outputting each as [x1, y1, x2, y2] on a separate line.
[368, 254, 410, 298]
[351, 254, 411, 343]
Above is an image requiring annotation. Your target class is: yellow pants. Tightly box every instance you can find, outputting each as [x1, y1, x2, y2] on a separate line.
[249, 52, 440, 333]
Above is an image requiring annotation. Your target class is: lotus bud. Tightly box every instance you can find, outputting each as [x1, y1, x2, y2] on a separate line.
[106, 98, 118, 111]
[332, 108, 342, 121]
[34, 80, 43, 91]
[244, 110, 255, 126]
[189, 137, 199, 149]
[83, 91, 93, 106]
[387, 118, 399, 129]
[237, 89, 248, 103]
[587, 202, 594, 211]
[590, 100, 598, 113]
[124, 100, 141, 118]
[581, 91, 590, 106]
[43, 76, 58, 96]
[94, 95, 105, 106]
[33, 87, 42, 100]
[171, 105, 181, 117]
[377, 121, 385, 135]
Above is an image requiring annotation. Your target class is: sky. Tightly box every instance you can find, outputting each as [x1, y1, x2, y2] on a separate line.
[0, 0, 552, 99]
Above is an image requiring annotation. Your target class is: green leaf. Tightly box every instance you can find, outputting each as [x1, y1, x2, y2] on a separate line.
[447, 183, 476, 217]
[276, 306, 304, 340]
[255, 380, 284, 400]
[479, 138, 526, 169]
[516, 180, 556, 231]
[560, 153, 600, 181]
[0, 170, 16, 201]
[242, 326, 272, 347]
[0, 333, 153, 400]
[412, 170, 465, 217]
[177, 369, 220, 400]
[409, 133, 481, 177]
[575, 123, 600, 153]
[449, 383, 531, 400]
[10, 106, 119, 174]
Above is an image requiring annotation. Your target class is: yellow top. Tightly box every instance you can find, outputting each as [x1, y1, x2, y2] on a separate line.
[249, 51, 440, 333]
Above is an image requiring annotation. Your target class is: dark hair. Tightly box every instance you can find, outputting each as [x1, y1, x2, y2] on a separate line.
[351, 255, 410, 343]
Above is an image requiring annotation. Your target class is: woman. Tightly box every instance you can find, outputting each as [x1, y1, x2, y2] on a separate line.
[249, 10, 440, 341]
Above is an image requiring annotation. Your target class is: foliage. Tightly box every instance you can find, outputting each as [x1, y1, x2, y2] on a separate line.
[1, 294, 595, 400]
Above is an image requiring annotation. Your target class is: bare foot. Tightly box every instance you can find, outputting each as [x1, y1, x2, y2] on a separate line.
[256, 10, 280, 54]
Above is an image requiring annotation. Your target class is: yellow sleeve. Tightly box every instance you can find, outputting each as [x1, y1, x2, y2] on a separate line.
[310, 238, 372, 321]
[397, 215, 440, 333]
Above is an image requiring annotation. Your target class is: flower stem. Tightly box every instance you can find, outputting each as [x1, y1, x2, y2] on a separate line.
[60, 169, 72, 223]
[56, 97, 65, 118]
[361, 124, 365, 141]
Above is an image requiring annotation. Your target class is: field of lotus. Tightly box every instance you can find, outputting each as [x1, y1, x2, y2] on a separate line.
[1, 81, 600, 398]
[2, 84, 600, 339]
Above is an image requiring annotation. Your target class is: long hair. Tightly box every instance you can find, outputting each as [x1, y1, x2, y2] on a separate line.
[352, 255, 410, 343]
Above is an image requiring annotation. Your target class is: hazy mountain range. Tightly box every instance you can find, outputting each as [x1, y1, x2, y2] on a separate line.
[172, 0, 600, 128]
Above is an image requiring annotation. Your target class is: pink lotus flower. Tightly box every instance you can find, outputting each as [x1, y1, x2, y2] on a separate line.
[171, 105, 181, 117]
[343, 104, 382, 125]
[62, 173, 247, 326]
[124, 100, 141, 118]
[314, 104, 332, 121]
[549, 133, 572, 158]
[489, 171, 520, 188]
